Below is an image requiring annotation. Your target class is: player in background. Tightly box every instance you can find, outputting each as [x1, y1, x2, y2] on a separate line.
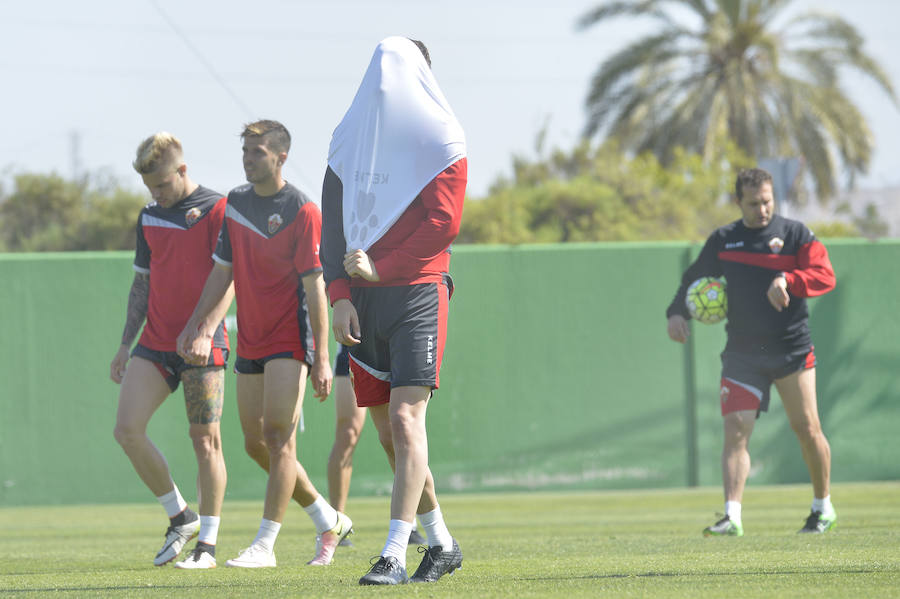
[322, 37, 466, 585]
[178, 120, 351, 568]
[110, 132, 233, 569]
[666, 168, 837, 536]
[317, 344, 426, 553]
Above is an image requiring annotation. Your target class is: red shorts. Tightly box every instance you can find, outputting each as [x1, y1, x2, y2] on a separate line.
[348, 278, 450, 407]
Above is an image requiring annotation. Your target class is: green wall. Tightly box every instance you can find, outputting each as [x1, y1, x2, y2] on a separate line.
[0, 241, 897, 506]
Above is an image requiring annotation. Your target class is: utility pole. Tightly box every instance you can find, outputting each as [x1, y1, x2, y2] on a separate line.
[69, 130, 82, 183]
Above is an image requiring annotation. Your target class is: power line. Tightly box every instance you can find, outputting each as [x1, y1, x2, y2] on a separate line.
[147, 0, 315, 194]
[148, 0, 255, 119]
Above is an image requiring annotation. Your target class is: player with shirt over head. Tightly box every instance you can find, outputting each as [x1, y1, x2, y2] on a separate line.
[178, 120, 351, 568]
[322, 37, 466, 585]
[666, 167, 837, 536]
[110, 132, 233, 569]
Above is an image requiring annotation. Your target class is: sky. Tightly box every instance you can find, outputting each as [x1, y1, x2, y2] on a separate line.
[1, 0, 898, 203]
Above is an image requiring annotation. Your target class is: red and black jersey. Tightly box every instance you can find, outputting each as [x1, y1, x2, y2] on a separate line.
[322, 158, 467, 304]
[214, 182, 322, 360]
[666, 214, 836, 354]
[134, 186, 228, 352]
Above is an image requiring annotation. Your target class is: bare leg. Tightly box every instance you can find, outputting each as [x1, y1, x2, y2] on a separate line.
[181, 367, 226, 517]
[113, 357, 175, 497]
[775, 367, 831, 499]
[236, 367, 319, 510]
[368, 387, 432, 521]
[327, 375, 366, 512]
[721, 409, 757, 503]
[369, 402, 439, 515]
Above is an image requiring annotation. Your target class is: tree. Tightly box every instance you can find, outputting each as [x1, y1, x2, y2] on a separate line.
[458, 140, 750, 244]
[577, 0, 897, 200]
[0, 172, 147, 251]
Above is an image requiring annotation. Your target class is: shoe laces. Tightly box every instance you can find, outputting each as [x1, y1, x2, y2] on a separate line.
[241, 544, 268, 558]
[712, 513, 731, 527]
[804, 510, 823, 528]
[416, 544, 440, 563]
[368, 556, 399, 574]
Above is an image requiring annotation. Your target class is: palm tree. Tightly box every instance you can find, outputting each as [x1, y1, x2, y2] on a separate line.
[577, 0, 897, 200]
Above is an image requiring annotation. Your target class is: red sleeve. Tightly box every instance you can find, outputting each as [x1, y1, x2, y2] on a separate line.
[208, 197, 227, 255]
[294, 202, 323, 276]
[784, 240, 835, 297]
[328, 278, 351, 305]
[372, 158, 467, 281]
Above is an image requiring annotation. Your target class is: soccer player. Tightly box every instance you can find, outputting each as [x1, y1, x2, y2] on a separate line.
[666, 167, 837, 536]
[110, 132, 232, 569]
[322, 37, 466, 585]
[178, 120, 351, 568]
[318, 344, 426, 552]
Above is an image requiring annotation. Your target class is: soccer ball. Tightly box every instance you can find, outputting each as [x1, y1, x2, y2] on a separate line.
[685, 277, 727, 324]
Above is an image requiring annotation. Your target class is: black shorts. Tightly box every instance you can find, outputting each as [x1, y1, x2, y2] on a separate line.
[334, 344, 350, 377]
[234, 351, 302, 375]
[349, 278, 450, 407]
[132, 344, 228, 392]
[719, 346, 816, 416]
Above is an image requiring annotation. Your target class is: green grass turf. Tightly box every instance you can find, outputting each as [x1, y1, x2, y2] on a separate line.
[1, 482, 897, 598]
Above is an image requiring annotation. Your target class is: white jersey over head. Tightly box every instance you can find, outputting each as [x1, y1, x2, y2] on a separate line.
[327, 36, 466, 252]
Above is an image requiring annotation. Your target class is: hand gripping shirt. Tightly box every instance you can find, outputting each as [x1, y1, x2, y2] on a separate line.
[133, 186, 228, 352]
[666, 214, 836, 354]
[214, 182, 322, 360]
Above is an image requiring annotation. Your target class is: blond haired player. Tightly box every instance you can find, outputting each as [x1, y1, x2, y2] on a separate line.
[111, 132, 233, 568]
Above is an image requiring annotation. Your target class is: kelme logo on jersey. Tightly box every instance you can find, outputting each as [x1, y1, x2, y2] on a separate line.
[768, 237, 784, 253]
[268, 213, 284, 234]
[185, 207, 202, 226]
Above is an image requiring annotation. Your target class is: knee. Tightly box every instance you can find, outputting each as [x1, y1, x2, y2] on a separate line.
[723, 413, 755, 447]
[190, 428, 221, 461]
[790, 419, 822, 443]
[389, 412, 420, 448]
[243, 436, 268, 462]
[113, 422, 144, 451]
[262, 424, 294, 454]
[335, 420, 362, 449]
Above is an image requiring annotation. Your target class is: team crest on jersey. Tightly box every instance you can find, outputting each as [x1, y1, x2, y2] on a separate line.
[768, 237, 784, 253]
[268, 213, 284, 234]
[185, 207, 202, 226]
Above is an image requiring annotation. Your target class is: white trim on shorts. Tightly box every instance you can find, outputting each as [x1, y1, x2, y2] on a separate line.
[348, 353, 391, 381]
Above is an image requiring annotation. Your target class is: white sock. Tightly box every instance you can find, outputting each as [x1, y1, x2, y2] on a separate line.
[812, 495, 834, 515]
[198, 515, 220, 546]
[419, 506, 453, 549]
[381, 519, 413, 567]
[157, 486, 188, 519]
[252, 519, 281, 552]
[725, 501, 742, 524]
[303, 495, 340, 534]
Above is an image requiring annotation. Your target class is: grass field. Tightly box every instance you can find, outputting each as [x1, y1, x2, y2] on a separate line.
[1, 481, 898, 598]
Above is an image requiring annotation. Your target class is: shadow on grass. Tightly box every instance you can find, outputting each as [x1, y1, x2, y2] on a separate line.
[517, 567, 884, 581]
[3, 583, 247, 594]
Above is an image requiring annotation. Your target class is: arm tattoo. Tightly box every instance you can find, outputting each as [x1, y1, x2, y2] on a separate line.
[121, 272, 150, 347]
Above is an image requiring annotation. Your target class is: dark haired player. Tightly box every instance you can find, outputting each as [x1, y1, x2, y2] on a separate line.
[179, 120, 351, 568]
[666, 167, 837, 536]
